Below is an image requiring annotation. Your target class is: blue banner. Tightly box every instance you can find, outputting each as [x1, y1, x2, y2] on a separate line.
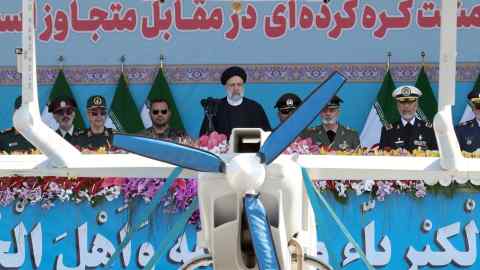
[0, 192, 479, 269]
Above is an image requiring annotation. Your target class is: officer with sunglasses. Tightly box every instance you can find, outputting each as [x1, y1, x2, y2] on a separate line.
[49, 96, 81, 143]
[274, 93, 302, 124]
[379, 85, 437, 151]
[0, 96, 36, 153]
[72, 95, 113, 150]
[141, 98, 184, 140]
[304, 96, 360, 151]
[455, 87, 480, 152]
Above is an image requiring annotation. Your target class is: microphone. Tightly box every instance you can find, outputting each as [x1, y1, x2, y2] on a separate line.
[201, 97, 218, 109]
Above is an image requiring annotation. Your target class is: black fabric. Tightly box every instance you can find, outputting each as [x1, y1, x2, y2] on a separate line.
[199, 97, 271, 138]
[455, 119, 480, 152]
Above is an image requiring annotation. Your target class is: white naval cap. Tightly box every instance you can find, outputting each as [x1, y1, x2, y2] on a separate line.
[392, 85, 422, 101]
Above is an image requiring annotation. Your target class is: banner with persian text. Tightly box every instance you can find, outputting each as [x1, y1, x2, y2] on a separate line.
[1, 0, 480, 65]
[0, 193, 478, 269]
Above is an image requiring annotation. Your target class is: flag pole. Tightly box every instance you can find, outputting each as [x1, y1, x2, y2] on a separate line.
[120, 55, 126, 74]
[421, 51, 426, 67]
[160, 54, 165, 71]
[58, 55, 64, 70]
[386, 51, 391, 71]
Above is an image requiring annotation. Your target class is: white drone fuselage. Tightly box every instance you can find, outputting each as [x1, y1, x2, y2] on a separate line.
[196, 129, 317, 270]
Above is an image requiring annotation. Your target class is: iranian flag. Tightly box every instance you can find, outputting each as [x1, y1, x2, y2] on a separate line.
[415, 66, 438, 123]
[360, 69, 398, 148]
[108, 73, 144, 133]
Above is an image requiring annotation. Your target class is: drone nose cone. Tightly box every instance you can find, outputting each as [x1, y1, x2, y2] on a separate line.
[226, 154, 266, 193]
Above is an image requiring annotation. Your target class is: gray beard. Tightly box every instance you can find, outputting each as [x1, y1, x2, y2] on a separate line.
[322, 118, 337, 125]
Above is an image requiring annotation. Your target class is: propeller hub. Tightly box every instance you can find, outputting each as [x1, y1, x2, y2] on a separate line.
[226, 154, 266, 193]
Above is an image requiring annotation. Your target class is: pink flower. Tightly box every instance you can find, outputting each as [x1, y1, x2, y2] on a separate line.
[198, 135, 210, 148]
[100, 177, 126, 188]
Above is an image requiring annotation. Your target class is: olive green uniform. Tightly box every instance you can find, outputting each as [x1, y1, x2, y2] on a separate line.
[72, 128, 114, 150]
[304, 124, 360, 150]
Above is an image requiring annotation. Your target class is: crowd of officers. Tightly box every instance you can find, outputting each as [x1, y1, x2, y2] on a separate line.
[0, 94, 183, 153]
[1, 66, 480, 154]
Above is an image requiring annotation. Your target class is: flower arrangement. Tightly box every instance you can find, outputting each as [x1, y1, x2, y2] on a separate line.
[0, 132, 479, 217]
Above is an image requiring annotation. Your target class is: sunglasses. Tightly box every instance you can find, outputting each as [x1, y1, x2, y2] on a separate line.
[279, 108, 294, 115]
[152, 109, 168, 115]
[54, 108, 74, 116]
[89, 110, 107, 117]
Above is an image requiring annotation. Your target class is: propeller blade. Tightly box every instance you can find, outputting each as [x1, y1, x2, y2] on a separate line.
[259, 71, 346, 164]
[113, 134, 225, 173]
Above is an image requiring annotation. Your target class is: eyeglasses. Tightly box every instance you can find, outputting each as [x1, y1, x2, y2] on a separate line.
[152, 109, 168, 115]
[279, 108, 294, 115]
[54, 108, 74, 116]
[88, 110, 107, 117]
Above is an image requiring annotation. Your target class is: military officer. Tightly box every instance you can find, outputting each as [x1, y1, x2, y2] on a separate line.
[274, 93, 302, 124]
[379, 85, 437, 152]
[140, 98, 184, 140]
[455, 87, 480, 152]
[304, 96, 360, 150]
[0, 96, 35, 153]
[72, 95, 113, 150]
[49, 96, 81, 142]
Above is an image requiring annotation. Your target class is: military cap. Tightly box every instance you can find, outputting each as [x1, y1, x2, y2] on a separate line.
[14, 96, 22, 110]
[392, 85, 422, 102]
[221, 66, 247, 85]
[48, 96, 77, 113]
[274, 93, 302, 109]
[87, 95, 107, 109]
[324, 95, 343, 109]
[467, 87, 480, 104]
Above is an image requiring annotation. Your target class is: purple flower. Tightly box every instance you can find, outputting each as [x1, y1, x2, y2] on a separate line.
[414, 182, 427, 198]
[375, 181, 394, 201]
[0, 189, 15, 206]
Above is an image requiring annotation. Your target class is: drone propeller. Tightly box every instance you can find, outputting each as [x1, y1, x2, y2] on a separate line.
[258, 71, 346, 165]
[112, 134, 225, 173]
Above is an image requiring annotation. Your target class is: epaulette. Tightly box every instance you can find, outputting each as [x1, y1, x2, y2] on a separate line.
[345, 126, 357, 132]
[385, 123, 393, 130]
[425, 122, 433, 128]
[76, 130, 86, 136]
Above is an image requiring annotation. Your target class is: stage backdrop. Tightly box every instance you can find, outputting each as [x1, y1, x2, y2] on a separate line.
[1, 0, 480, 136]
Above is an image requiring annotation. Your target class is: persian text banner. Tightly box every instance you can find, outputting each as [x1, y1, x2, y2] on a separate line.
[1, 0, 479, 65]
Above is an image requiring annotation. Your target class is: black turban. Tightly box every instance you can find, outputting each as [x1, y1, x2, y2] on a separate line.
[220, 66, 247, 85]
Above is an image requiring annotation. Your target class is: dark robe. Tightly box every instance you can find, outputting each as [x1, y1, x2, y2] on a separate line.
[199, 97, 271, 138]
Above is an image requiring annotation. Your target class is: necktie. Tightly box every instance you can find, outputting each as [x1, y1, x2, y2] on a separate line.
[326, 130, 336, 143]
